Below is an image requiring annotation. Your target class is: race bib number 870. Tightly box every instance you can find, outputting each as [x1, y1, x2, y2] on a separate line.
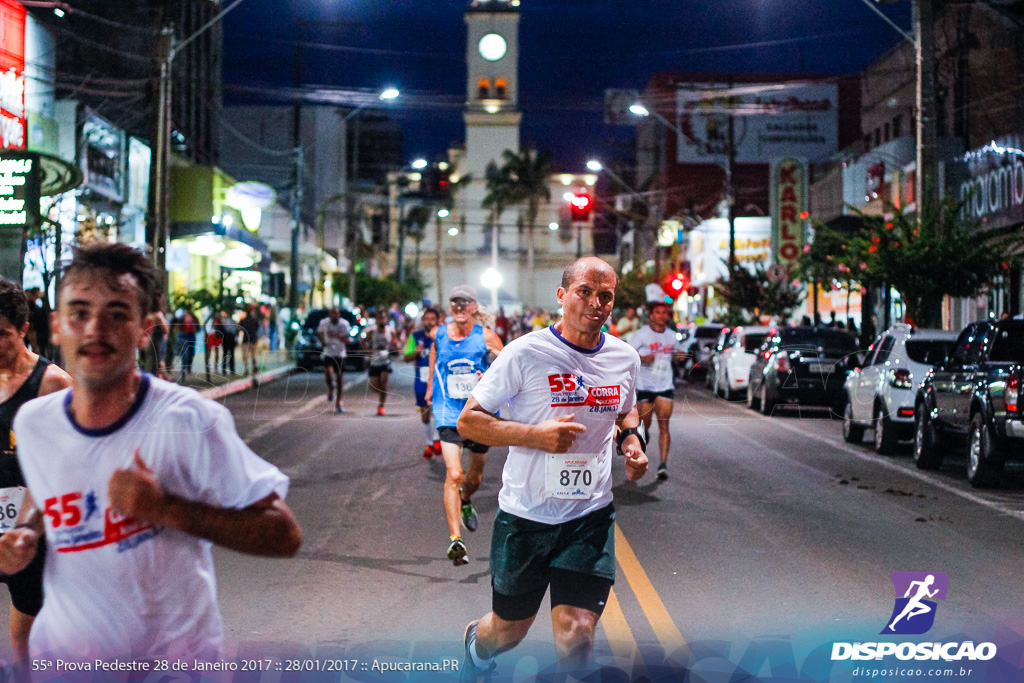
[545, 453, 598, 499]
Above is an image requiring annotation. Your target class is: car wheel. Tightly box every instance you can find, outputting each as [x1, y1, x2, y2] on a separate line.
[966, 412, 1003, 488]
[873, 403, 899, 455]
[760, 383, 776, 416]
[746, 383, 760, 410]
[842, 400, 865, 443]
[913, 403, 943, 470]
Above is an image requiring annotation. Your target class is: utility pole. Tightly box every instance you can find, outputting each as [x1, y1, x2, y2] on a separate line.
[148, 26, 173, 273]
[288, 28, 303, 312]
[726, 98, 737, 271]
[915, 0, 937, 224]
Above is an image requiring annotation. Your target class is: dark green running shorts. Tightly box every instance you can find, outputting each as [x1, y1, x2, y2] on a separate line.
[490, 504, 616, 599]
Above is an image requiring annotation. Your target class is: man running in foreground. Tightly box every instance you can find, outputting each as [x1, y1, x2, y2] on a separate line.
[456, 257, 648, 678]
[0, 279, 71, 660]
[0, 242, 302, 663]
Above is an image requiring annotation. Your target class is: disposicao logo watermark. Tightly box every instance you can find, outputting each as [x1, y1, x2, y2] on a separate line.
[882, 571, 948, 635]
[831, 571, 998, 663]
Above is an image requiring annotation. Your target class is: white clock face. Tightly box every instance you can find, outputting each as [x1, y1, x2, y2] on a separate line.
[478, 33, 507, 61]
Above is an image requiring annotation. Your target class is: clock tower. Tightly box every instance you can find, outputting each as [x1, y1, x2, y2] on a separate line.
[462, 0, 521, 179]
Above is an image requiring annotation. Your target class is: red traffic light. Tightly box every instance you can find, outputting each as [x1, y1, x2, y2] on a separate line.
[663, 271, 688, 299]
[570, 193, 592, 221]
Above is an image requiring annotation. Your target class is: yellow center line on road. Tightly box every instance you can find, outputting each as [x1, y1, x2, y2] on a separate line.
[614, 523, 690, 661]
[600, 587, 637, 659]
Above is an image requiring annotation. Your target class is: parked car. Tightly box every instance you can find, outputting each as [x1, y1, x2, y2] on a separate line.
[912, 319, 1024, 487]
[293, 308, 369, 372]
[681, 324, 726, 381]
[712, 325, 771, 400]
[746, 326, 860, 415]
[842, 323, 957, 454]
[705, 327, 733, 389]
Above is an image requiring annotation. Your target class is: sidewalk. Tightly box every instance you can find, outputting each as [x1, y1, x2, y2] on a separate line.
[172, 349, 296, 400]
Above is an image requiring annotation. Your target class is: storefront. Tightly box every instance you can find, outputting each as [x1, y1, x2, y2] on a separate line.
[167, 164, 272, 303]
[945, 134, 1024, 323]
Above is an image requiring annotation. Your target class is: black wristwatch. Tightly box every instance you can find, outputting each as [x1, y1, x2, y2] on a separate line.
[616, 423, 647, 454]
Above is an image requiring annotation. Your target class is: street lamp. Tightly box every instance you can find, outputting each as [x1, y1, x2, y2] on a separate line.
[630, 99, 738, 270]
[411, 158, 428, 170]
[481, 267, 503, 311]
[339, 88, 400, 303]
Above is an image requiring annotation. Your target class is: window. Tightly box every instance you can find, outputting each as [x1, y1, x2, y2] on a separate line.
[873, 336, 895, 365]
[864, 134, 872, 150]
[495, 77, 508, 100]
[874, 128, 881, 147]
[477, 78, 490, 100]
[892, 115, 902, 138]
[884, 122, 890, 141]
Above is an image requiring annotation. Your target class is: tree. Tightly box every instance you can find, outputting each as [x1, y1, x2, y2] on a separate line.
[801, 199, 1016, 328]
[714, 259, 802, 325]
[482, 160, 514, 260]
[614, 270, 656, 311]
[494, 148, 554, 307]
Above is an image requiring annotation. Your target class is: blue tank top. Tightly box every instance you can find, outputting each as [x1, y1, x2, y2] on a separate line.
[412, 329, 433, 394]
[432, 324, 488, 427]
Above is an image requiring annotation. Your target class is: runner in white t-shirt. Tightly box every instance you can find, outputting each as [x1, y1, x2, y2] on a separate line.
[0, 242, 302, 665]
[317, 307, 351, 413]
[455, 257, 648, 678]
[628, 302, 686, 480]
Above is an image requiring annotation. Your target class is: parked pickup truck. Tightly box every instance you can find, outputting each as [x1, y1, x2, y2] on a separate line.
[913, 319, 1024, 487]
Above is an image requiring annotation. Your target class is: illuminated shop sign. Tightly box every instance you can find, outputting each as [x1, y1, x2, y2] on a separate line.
[0, 0, 26, 150]
[0, 152, 40, 227]
[771, 158, 807, 266]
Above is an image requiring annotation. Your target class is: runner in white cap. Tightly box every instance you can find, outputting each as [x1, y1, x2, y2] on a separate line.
[426, 284, 503, 566]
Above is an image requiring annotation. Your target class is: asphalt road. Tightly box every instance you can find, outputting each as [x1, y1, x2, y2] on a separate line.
[3, 364, 1023, 681]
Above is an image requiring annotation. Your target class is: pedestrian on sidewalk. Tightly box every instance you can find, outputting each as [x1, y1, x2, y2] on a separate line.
[204, 310, 222, 380]
[177, 307, 199, 381]
[239, 304, 261, 377]
[216, 311, 238, 375]
[455, 257, 647, 678]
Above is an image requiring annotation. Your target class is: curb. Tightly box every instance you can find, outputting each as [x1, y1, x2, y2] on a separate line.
[199, 365, 295, 400]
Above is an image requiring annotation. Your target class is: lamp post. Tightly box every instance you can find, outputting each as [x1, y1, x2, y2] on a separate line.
[630, 101, 738, 271]
[481, 266, 502, 312]
[340, 88, 400, 303]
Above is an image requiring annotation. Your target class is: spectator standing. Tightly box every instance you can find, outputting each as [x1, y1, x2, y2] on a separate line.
[178, 307, 199, 381]
[239, 304, 261, 376]
[216, 311, 238, 375]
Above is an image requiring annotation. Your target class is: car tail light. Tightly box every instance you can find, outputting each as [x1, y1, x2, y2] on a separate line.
[890, 369, 913, 389]
[774, 354, 791, 373]
[1007, 370, 1020, 413]
[897, 407, 915, 418]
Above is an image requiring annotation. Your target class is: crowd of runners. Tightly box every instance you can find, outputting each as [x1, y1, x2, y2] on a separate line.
[0, 242, 702, 680]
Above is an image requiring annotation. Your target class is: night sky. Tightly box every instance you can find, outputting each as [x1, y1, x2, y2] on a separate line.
[223, 0, 912, 171]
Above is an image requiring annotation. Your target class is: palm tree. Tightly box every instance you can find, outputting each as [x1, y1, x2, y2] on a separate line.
[482, 161, 516, 302]
[435, 173, 471, 305]
[494, 148, 553, 307]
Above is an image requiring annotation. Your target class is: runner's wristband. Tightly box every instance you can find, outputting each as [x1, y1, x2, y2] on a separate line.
[616, 425, 647, 454]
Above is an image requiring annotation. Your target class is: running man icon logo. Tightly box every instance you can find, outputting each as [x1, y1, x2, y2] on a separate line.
[881, 571, 949, 635]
